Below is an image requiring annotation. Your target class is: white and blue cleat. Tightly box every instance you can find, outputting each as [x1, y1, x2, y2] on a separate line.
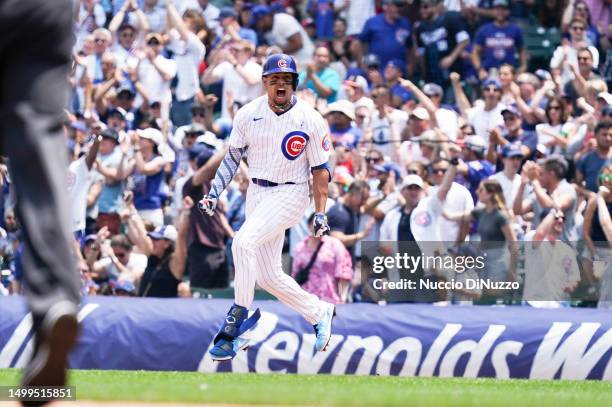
[209, 337, 251, 361]
[313, 302, 336, 352]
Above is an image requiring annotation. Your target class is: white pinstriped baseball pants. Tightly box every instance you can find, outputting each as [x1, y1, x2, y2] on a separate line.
[232, 182, 324, 324]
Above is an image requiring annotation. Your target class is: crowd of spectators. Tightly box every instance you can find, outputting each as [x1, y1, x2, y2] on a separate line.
[0, 0, 610, 307]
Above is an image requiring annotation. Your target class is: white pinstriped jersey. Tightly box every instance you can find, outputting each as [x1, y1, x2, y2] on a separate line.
[228, 95, 331, 183]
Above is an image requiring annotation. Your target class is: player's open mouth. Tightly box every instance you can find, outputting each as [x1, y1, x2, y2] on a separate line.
[276, 89, 286, 98]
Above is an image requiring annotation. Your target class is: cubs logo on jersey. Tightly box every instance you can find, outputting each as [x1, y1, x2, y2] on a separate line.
[413, 211, 432, 227]
[281, 131, 309, 160]
[322, 134, 331, 152]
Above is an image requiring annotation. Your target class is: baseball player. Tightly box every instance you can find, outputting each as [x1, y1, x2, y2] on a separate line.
[198, 54, 336, 361]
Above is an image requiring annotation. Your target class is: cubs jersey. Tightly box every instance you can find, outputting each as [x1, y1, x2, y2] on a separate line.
[228, 95, 331, 183]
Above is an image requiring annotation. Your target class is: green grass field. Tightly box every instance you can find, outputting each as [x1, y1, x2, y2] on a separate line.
[0, 369, 610, 406]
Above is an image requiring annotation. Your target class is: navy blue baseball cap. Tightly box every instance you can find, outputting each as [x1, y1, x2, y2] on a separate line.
[482, 78, 502, 90]
[502, 143, 524, 158]
[385, 59, 405, 76]
[196, 145, 215, 168]
[501, 105, 521, 117]
[250, 5, 272, 27]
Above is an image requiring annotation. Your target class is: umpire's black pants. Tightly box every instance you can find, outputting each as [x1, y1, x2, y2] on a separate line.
[0, 0, 79, 322]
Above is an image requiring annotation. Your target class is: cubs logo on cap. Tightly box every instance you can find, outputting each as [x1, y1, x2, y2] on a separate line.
[277, 58, 287, 68]
[322, 134, 331, 152]
[281, 131, 309, 160]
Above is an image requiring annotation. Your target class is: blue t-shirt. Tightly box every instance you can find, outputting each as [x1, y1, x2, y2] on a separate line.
[298, 67, 341, 102]
[504, 130, 538, 160]
[307, 0, 335, 40]
[474, 22, 523, 70]
[359, 14, 412, 68]
[97, 149, 124, 214]
[227, 194, 247, 231]
[577, 151, 610, 193]
[133, 156, 165, 210]
[466, 160, 496, 203]
[330, 124, 363, 150]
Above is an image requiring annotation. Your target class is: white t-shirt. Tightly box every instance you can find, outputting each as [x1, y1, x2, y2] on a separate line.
[228, 95, 330, 183]
[489, 171, 522, 210]
[428, 182, 474, 242]
[535, 122, 572, 155]
[342, 0, 376, 36]
[168, 30, 206, 101]
[97, 252, 148, 284]
[468, 102, 506, 148]
[522, 231, 580, 301]
[436, 108, 459, 141]
[137, 54, 177, 105]
[265, 13, 314, 69]
[370, 108, 408, 159]
[67, 157, 93, 233]
[212, 60, 263, 119]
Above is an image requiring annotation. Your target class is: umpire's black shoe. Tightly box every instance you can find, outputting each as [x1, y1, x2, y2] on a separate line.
[21, 301, 79, 406]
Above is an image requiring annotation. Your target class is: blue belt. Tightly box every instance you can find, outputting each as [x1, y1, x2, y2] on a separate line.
[251, 178, 296, 187]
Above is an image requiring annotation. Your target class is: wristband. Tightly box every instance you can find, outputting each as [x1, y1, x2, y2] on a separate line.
[449, 157, 459, 166]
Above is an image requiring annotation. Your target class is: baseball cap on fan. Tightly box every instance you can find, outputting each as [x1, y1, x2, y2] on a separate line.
[138, 128, 163, 146]
[326, 100, 356, 121]
[401, 174, 424, 189]
[148, 225, 177, 242]
[250, 5, 272, 27]
[410, 107, 430, 121]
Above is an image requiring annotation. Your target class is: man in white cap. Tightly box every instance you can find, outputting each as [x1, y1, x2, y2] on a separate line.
[325, 100, 362, 150]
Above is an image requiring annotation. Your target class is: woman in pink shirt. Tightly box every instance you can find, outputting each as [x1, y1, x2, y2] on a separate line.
[291, 213, 353, 304]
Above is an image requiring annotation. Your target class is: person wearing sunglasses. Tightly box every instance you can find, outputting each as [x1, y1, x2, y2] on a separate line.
[452, 73, 506, 144]
[202, 39, 263, 121]
[550, 17, 599, 87]
[535, 96, 573, 156]
[135, 32, 177, 120]
[90, 234, 147, 290]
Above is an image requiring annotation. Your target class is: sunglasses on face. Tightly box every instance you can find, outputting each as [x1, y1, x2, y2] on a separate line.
[483, 87, 499, 93]
[432, 168, 447, 175]
[548, 105, 561, 111]
[407, 169, 419, 175]
[599, 174, 612, 182]
[192, 111, 205, 117]
[571, 25, 585, 31]
[366, 157, 382, 163]
[147, 40, 160, 46]
[578, 56, 591, 62]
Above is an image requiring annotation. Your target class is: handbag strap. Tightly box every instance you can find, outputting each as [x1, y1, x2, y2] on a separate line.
[295, 240, 325, 285]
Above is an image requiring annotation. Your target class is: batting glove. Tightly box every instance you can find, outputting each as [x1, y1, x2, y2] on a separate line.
[198, 195, 218, 217]
[313, 213, 330, 237]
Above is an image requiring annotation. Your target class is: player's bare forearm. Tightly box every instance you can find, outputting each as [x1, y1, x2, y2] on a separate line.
[312, 168, 329, 213]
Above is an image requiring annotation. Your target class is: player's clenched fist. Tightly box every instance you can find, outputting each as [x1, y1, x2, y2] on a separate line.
[198, 194, 218, 216]
[313, 213, 330, 237]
